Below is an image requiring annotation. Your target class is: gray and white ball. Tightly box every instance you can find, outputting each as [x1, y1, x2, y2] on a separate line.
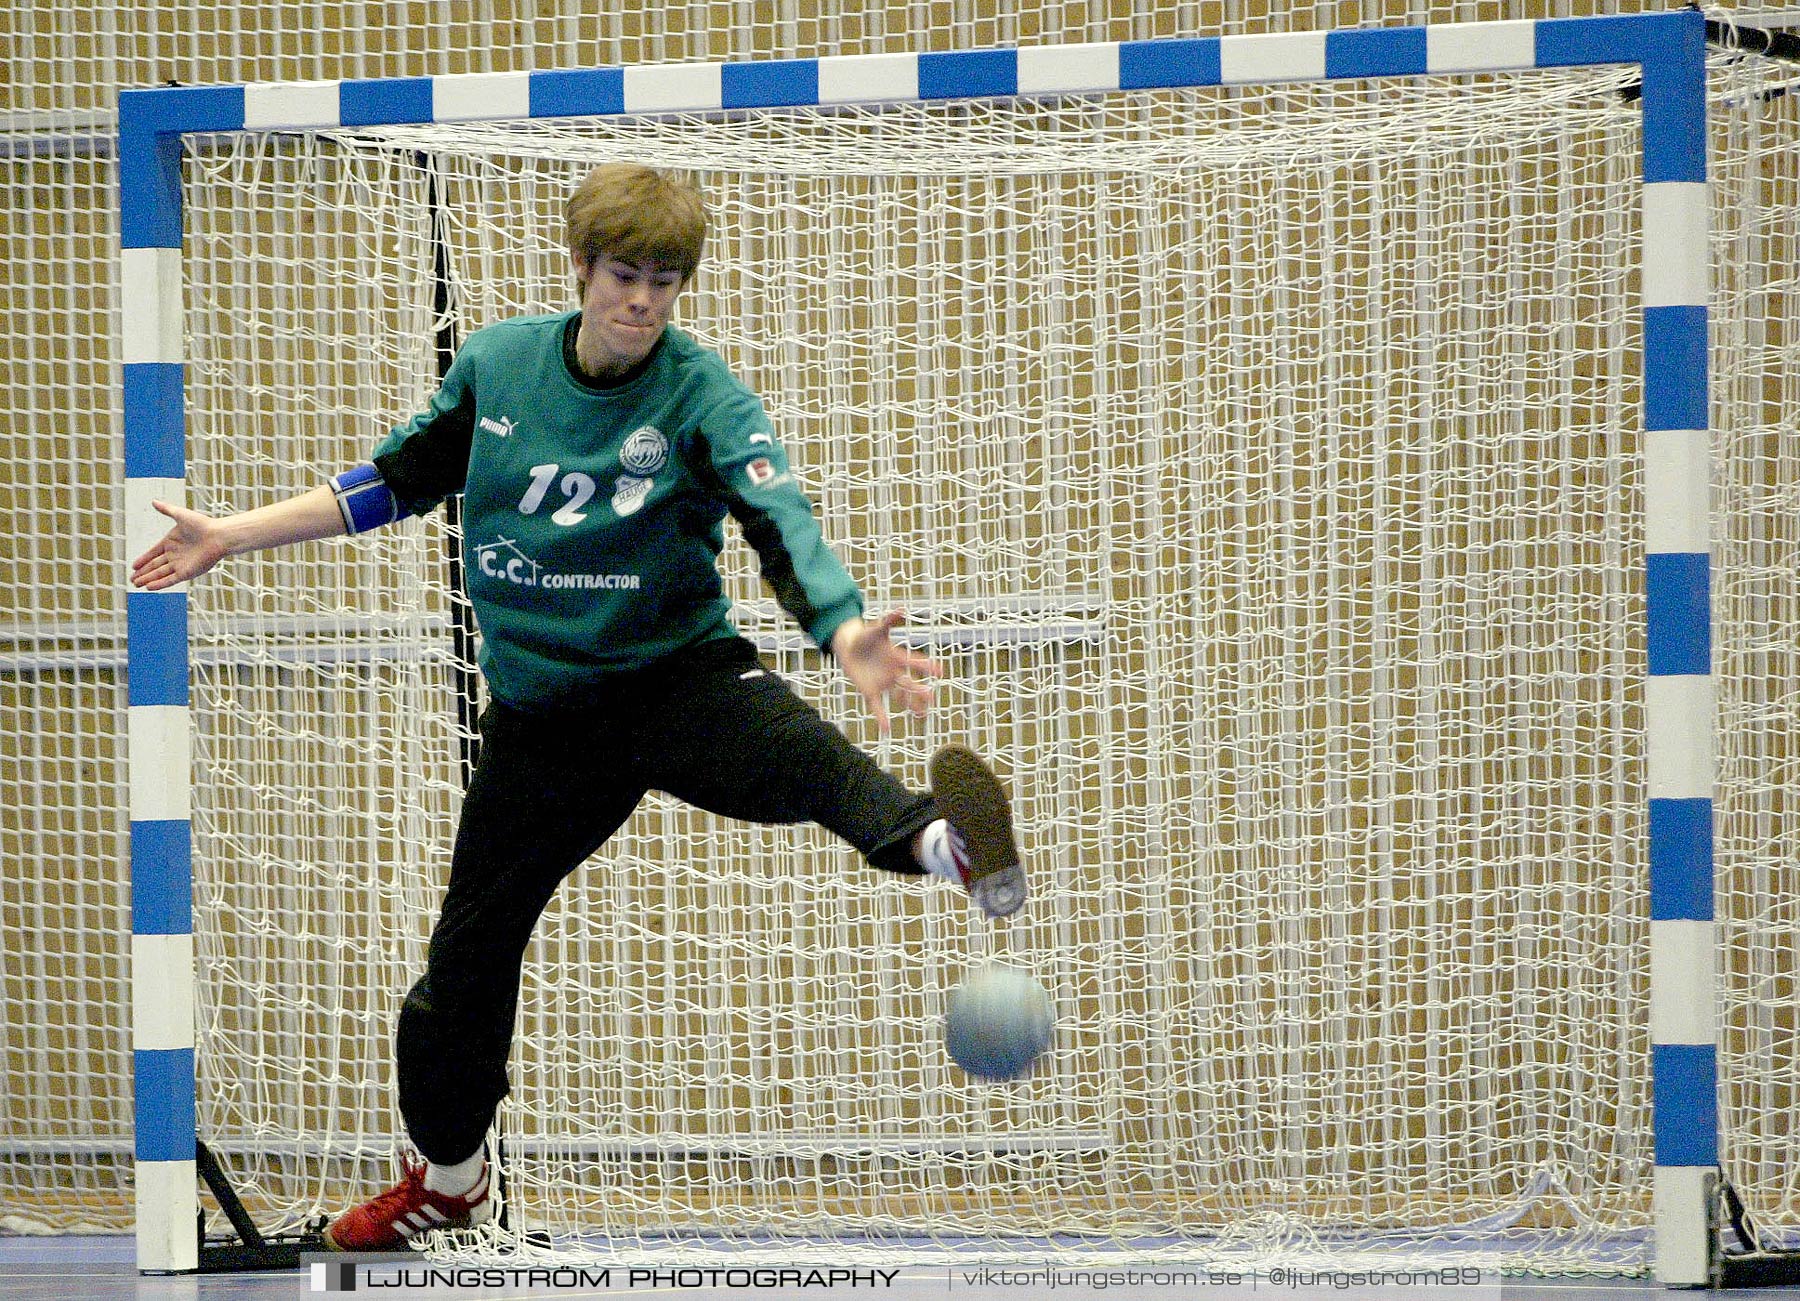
[945, 964, 1054, 1082]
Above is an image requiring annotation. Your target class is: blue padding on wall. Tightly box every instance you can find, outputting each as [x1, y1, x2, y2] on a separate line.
[134, 1048, 196, 1162]
[1652, 1043, 1718, 1166]
[1645, 552, 1710, 677]
[126, 591, 188, 708]
[1649, 799, 1713, 922]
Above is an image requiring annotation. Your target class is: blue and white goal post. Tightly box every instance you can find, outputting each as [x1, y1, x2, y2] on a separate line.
[120, 9, 1716, 1284]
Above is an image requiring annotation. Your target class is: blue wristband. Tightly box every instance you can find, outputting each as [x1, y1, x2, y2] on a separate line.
[329, 463, 402, 534]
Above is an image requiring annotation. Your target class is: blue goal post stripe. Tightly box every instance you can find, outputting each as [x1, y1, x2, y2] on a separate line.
[122, 364, 185, 479]
[133, 1048, 196, 1162]
[1649, 799, 1713, 922]
[1644, 306, 1710, 432]
[1652, 1043, 1719, 1167]
[1645, 552, 1711, 678]
[125, 591, 188, 708]
[131, 820, 193, 936]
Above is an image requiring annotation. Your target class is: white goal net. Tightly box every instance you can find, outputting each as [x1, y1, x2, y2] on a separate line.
[141, 50, 1800, 1272]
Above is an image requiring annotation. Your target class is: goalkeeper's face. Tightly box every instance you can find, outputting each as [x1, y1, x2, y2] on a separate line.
[573, 254, 687, 379]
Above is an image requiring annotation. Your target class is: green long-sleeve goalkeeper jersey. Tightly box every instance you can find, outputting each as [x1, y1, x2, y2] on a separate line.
[370, 311, 864, 709]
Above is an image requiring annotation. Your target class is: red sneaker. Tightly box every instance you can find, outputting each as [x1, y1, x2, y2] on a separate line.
[322, 1156, 492, 1252]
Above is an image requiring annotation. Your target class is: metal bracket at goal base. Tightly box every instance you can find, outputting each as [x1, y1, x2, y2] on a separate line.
[1719, 1256, 1800, 1289]
[1712, 1179, 1800, 1290]
[195, 1139, 328, 1273]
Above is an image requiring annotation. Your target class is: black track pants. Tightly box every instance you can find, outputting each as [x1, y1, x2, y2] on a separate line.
[395, 636, 937, 1163]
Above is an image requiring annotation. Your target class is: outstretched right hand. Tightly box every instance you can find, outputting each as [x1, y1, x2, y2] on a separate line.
[129, 500, 227, 591]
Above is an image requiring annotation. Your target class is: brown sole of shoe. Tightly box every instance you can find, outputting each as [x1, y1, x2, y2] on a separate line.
[929, 744, 1020, 882]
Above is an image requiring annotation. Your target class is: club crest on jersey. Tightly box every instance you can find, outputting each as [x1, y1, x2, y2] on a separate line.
[620, 426, 668, 475]
[612, 475, 654, 517]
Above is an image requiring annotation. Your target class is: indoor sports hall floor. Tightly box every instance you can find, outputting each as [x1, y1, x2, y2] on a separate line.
[6, 1237, 1800, 1301]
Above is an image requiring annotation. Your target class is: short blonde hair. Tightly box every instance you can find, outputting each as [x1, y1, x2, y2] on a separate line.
[565, 163, 707, 287]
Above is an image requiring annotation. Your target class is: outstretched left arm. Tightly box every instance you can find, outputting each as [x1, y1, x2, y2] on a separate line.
[699, 383, 941, 730]
[830, 610, 943, 734]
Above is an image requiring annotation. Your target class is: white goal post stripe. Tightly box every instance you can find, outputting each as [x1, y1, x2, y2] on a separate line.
[119, 11, 1716, 1281]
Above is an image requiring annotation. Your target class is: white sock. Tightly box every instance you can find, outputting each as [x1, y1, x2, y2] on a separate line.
[917, 818, 969, 885]
[424, 1149, 486, 1197]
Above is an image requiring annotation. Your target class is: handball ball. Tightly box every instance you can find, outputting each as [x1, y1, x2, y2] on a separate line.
[945, 963, 1054, 1082]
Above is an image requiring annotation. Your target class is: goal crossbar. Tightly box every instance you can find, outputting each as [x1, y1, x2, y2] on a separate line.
[118, 11, 1715, 1282]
